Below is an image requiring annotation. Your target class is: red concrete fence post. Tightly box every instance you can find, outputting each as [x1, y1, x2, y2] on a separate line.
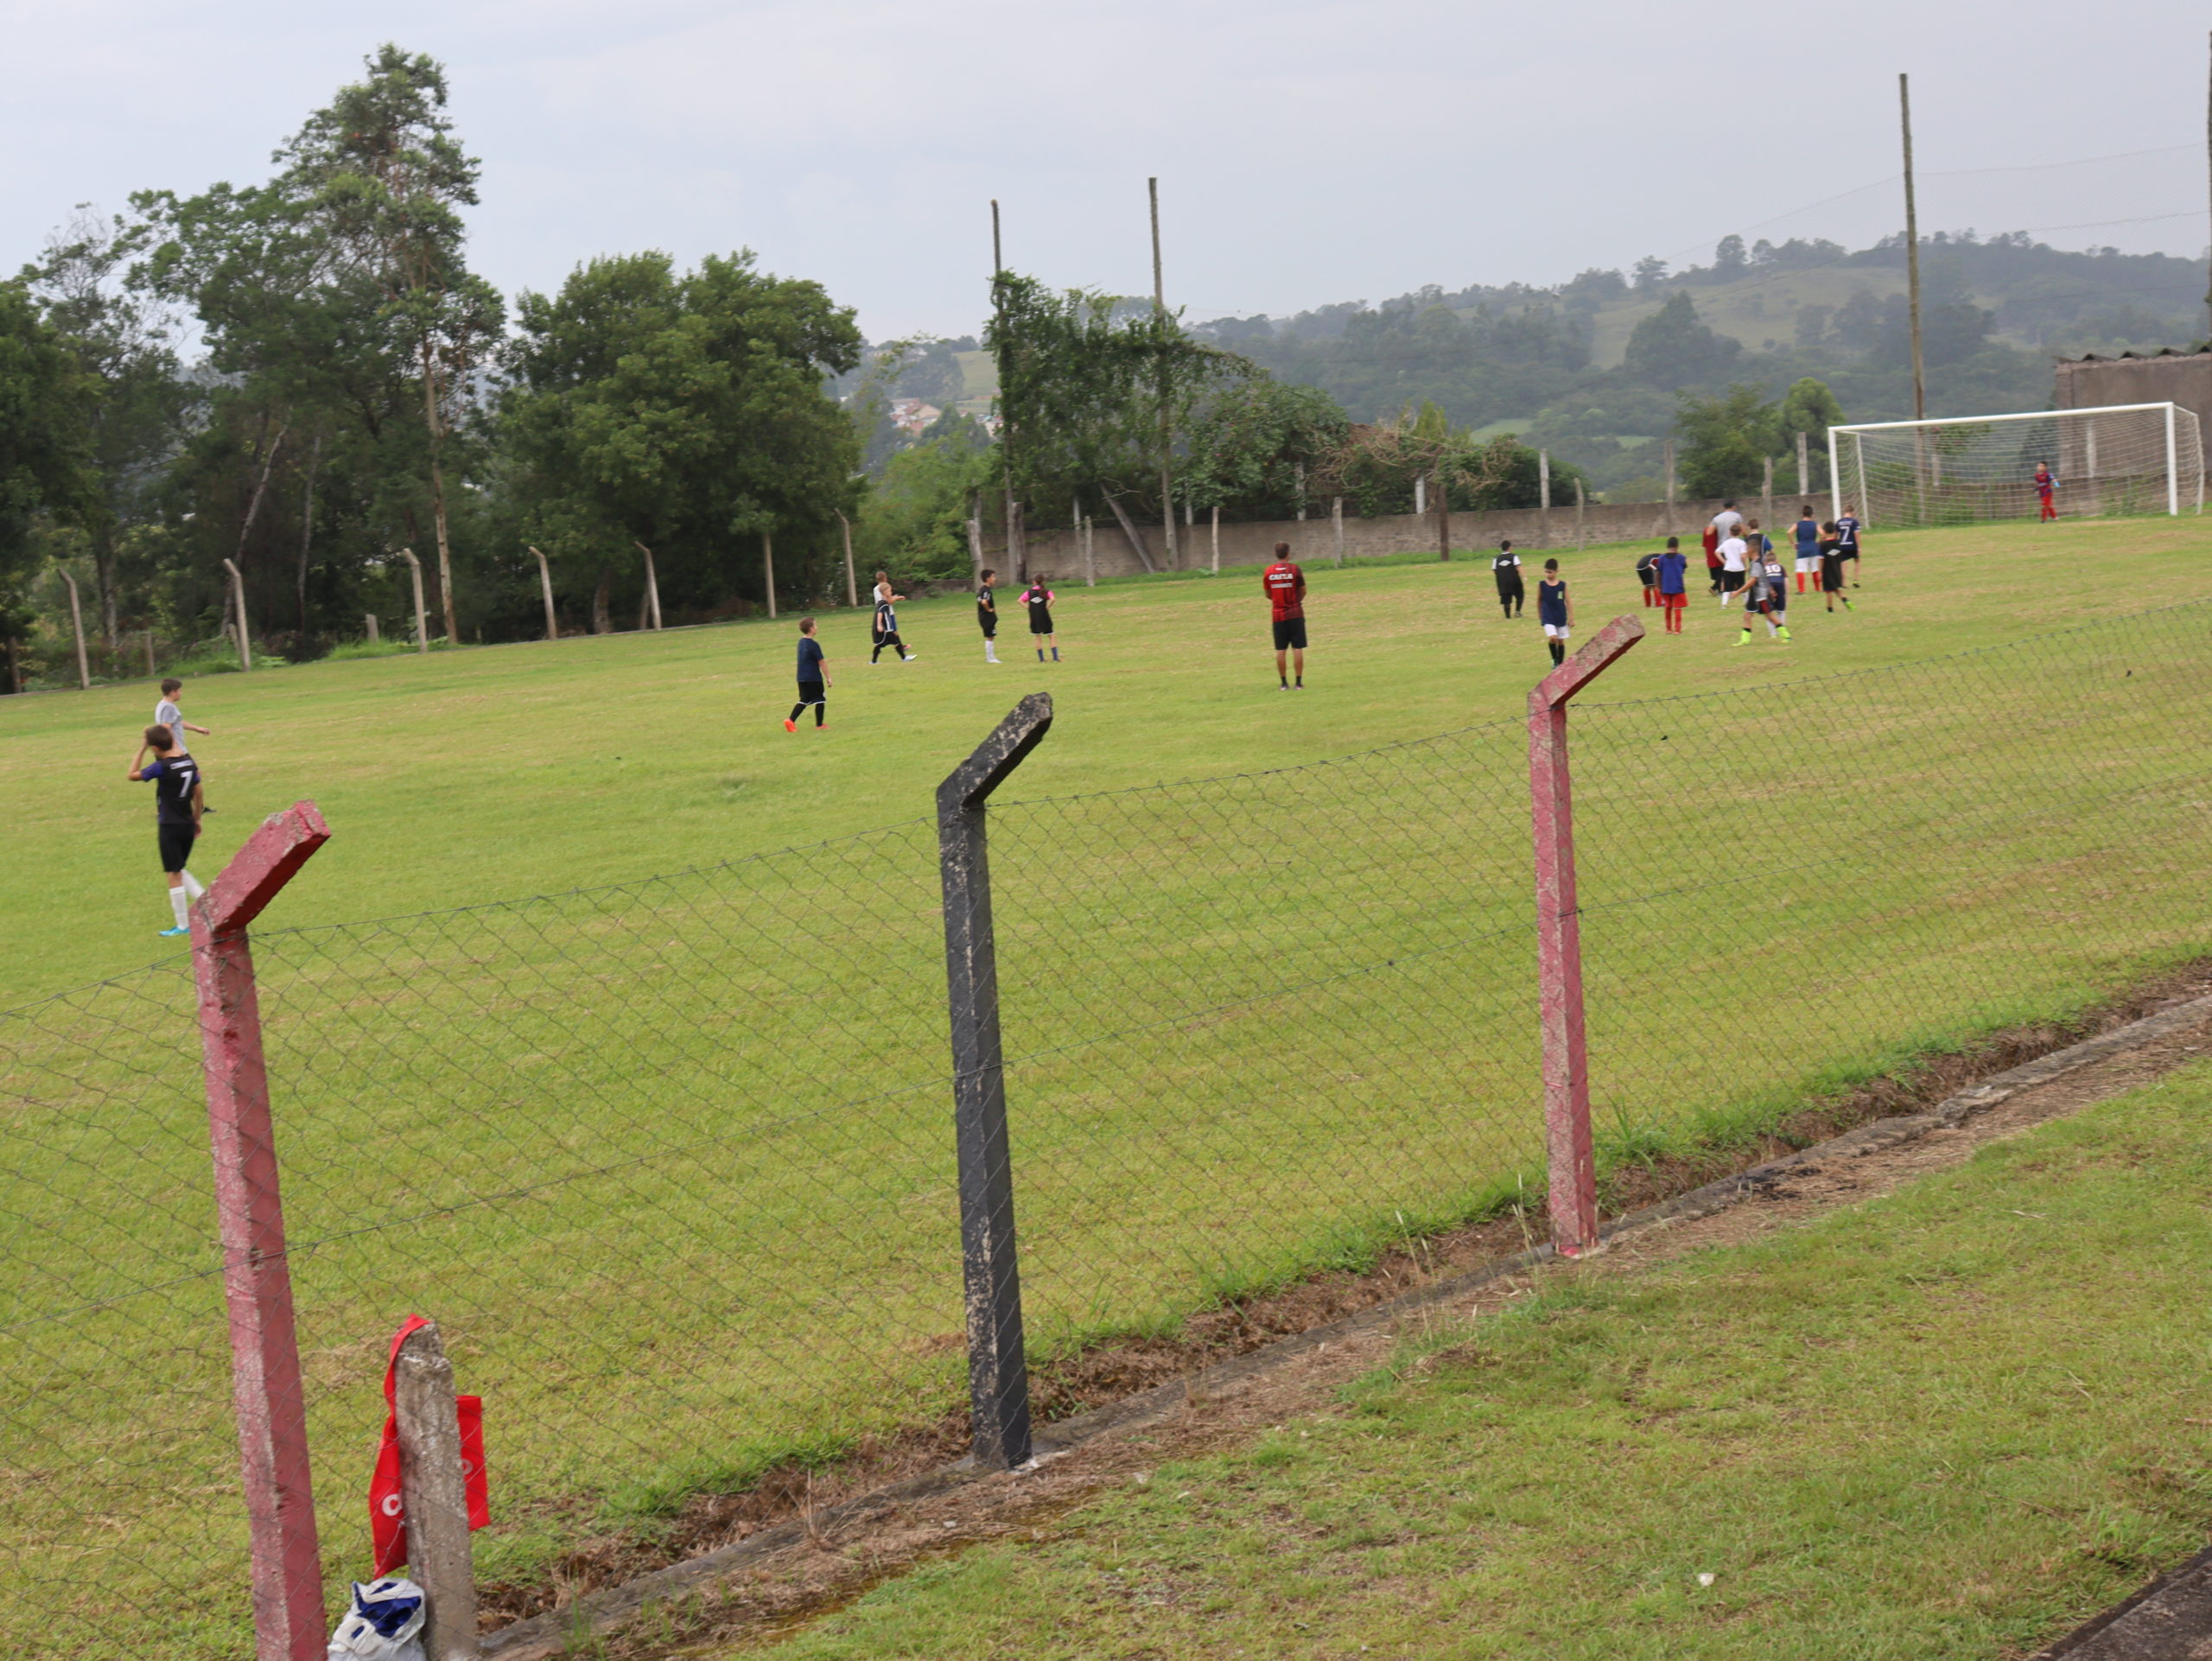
[192, 801, 333, 1661]
[1527, 618, 1643, 1257]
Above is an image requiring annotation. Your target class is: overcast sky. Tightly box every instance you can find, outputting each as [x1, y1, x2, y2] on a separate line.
[5, 0, 2207, 340]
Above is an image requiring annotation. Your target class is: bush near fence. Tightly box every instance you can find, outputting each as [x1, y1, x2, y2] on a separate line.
[5, 601, 2211, 1658]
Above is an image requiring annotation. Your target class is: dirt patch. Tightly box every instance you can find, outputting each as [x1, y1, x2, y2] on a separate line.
[480, 962, 2212, 1656]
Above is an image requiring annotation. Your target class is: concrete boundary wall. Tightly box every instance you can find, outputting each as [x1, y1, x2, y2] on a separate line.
[1016, 497, 1769, 581]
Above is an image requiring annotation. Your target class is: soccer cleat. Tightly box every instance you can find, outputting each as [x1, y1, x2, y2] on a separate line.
[1735, 631, 1751, 646]
[784, 718, 797, 733]
[1777, 626, 1792, 641]
[159, 925, 190, 937]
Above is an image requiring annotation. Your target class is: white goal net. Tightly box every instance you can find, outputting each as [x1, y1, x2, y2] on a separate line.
[1829, 402, 2203, 529]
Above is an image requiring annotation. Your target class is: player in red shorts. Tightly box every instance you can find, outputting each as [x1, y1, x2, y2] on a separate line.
[1262, 542, 1306, 690]
[2034, 462, 2058, 521]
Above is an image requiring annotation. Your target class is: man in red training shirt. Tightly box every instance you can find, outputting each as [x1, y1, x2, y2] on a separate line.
[1263, 542, 1306, 690]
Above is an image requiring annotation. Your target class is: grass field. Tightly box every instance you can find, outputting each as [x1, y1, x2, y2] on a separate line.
[753, 1067, 2212, 1661]
[8, 515, 2212, 1658]
[7, 516, 2211, 1004]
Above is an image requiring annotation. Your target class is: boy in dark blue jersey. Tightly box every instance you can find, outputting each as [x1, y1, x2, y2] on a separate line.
[1536, 559, 1572, 666]
[785, 618, 830, 730]
[126, 724, 206, 935]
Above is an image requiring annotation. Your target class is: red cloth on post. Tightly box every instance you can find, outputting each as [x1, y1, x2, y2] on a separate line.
[369, 1314, 489, 1575]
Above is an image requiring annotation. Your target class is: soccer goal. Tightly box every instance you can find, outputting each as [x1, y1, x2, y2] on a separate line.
[1828, 402, 2204, 528]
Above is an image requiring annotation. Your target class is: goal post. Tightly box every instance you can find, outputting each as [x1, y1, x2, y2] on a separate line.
[1826, 402, 2203, 529]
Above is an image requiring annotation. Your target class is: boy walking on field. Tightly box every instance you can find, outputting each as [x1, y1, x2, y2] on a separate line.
[1537, 558, 1573, 666]
[154, 678, 209, 748]
[785, 618, 830, 730]
[1263, 542, 1307, 688]
[127, 724, 206, 936]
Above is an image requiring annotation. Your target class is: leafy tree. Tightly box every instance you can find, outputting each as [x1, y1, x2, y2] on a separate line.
[1777, 377, 1846, 455]
[1624, 292, 1742, 389]
[1674, 380, 1840, 498]
[499, 250, 862, 629]
[23, 210, 194, 646]
[854, 412, 995, 581]
[987, 273, 1245, 567]
[0, 280, 95, 690]
[1179, 379, 1349, 520]
[276, 45, 504, 642]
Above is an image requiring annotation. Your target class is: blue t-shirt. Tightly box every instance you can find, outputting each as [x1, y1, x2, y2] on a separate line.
[796, 636, 825, 682]
[1794, 518, 1819, 554]
[1656, 551, 1688, 595]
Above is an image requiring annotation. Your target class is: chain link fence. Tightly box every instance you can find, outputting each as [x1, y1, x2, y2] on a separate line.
[5, 601, 2209, 1658]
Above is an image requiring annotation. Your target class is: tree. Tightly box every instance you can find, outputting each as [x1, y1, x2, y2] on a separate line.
[1675, 385, 1778, 498]
[988, 273, 1246, 567]
[276, 45, 504, 643]
[1632, 256, 1669, 291]
[24, 209, 194, 645]
[500, 250, 862, 628]
[1179, 379, 1349, 521]
[854, 413, 995, 581]
[1624, 292, 1741, 388]
[1777, 377, 1845, 455]
[0, 281, 96, 690]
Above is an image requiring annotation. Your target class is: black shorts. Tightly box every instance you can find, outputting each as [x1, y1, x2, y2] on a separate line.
[795, 679, 825, 706]
[158, 822, 198, 874]
[1027, 610, 1053, 635]
[1721, 570, 1746, 594]
[1821, 566, 1844, 593]
[1272, 617, 1308, 651]
[978, 612, 996, 639]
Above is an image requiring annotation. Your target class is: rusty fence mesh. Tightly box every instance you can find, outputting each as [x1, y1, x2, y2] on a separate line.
[5, 601, 2211, 1657]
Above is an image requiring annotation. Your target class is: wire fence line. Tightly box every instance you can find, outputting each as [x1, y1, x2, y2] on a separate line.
[7, 601, 2212, 1658]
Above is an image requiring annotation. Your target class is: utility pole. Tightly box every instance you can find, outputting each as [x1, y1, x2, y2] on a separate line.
[2204, 32, 2212, 336]
[1899, 72, 1926, 422]
[991, 200, 1026, 583]
[1151, 177, 1179, 569]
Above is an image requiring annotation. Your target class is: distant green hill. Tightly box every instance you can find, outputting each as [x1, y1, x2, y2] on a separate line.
[904, 232, 2208, 500]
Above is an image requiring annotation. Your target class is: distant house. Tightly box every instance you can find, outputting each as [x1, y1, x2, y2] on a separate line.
[889, 399, 943, 436]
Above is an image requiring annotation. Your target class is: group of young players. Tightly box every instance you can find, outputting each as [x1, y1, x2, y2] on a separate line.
[1501, 500, 1868, 659]
[782, 567, 1062, 731]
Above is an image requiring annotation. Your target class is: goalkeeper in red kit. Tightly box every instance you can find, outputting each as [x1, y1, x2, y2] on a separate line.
[1262, 542, 1307, 689]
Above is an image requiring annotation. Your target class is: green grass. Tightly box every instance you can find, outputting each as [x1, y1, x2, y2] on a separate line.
[8, 516, 2212, 1657]
[754, 1067, 2212, 1660]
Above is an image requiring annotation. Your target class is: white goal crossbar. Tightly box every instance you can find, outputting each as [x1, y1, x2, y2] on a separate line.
[1827, 402, 2203, 529]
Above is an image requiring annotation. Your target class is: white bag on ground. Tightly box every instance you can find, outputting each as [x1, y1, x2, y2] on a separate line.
[327, 1577, 427, 1661]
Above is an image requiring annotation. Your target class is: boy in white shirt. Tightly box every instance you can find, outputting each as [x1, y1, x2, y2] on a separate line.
[153, 678, 209, 749]
[1716, 531, 1750, 606]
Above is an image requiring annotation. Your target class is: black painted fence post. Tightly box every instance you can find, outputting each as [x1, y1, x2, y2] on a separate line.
[938, 691, 1052, 1470]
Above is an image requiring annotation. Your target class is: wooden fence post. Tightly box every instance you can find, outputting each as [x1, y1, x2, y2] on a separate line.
[633, 542, 664, 629]
[837, 510, 859, 607]
[393, 1322, 481, 1660]
[60, 570, 91, 689]
[1527, 620, 1643, 1258]
[938, 695, 1053, 1470]
[762, 532, 777, 620]
[221, 559, 253, 671]
[1332, 497, 1345, 566]
[527, 548, 558, 640]
[194, 802, 334, 1660]
[397, 549, 429, 655]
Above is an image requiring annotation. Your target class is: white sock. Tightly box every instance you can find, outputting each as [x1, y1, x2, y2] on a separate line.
[168, 888, 190, 929]
[181, 870, 206, 900]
